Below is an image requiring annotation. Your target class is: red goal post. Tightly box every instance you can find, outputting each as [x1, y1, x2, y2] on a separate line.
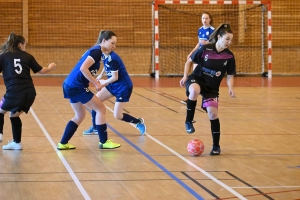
[152, 0, 272, 78]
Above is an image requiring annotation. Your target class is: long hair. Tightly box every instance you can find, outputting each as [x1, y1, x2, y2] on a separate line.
[95, 30, 117, 45]
[0, 32, 25, 55]
[209, 23, 233, 44]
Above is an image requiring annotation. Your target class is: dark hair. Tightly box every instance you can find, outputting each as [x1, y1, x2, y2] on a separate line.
[202, 11, 213, 26]
[209, 23, 233, 44]
[0, 32, 25, 55]
[95, 30, 117, 45]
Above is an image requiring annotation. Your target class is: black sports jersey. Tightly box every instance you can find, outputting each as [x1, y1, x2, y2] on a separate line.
[191, 43, 236, 92]
[0, 49, 42, 96]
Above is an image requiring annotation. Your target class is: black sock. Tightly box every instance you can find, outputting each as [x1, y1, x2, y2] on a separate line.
[0, 113, 4, 135]
[122, 113, 140, 124]
[92, 110, 96, 129]
[61, 120, 78, 144]
[210, 118, 220, 147]
[97, 124, 107, 144]
[10, 117, 22, 143]
[186, 99, 197, 123]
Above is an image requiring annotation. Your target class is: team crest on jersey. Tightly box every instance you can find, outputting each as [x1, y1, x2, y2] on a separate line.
[204, 54, 208, 61]
[206, 31, 210, 35]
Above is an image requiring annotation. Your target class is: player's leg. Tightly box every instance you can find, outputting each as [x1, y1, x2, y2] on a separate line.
[0, 97, 6, 143]
[181, 63, 198, 105]
[83, 87, 113, 135]
[185, 81, 200, 134]
[85, 95, 120, 149]
[57, 102, 86, 150]
[114, 102, 146, 135]
[2, 111, 23, 150]
[205, 100, 221, 155]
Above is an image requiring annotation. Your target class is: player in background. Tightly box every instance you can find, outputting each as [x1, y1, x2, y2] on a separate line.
[57, 30, 120, 150]
[179, 23, 236, 155]
[82, 30, 146, 136]
[181, 12, 214, 105]
[0, 32, 56, 149]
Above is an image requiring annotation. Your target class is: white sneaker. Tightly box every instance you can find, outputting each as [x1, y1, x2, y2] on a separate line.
[2, 141, 23, 150]
[0, 134, 2, 143]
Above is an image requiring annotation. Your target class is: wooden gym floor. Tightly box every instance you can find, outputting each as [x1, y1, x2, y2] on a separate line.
[0, 76, 300, 200]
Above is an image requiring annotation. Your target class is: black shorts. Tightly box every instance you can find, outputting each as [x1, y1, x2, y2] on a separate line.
[185, 75, 218, 99]
[0, 92, 36, 114]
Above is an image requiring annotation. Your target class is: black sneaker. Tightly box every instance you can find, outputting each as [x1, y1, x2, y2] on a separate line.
[210, 146, 221, 155]
[185, 121, 195, 134]
[180, 99, 188, 105]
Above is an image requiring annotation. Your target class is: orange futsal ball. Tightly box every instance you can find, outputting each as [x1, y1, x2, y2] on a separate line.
[187, 139, 204, 156]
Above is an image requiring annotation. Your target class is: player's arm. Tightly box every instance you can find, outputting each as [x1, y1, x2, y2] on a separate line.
[180, 57, 193, 87]
[80, 57, 98, 84]
[187, 42, 200, 60]
[99, 70, 118, 86]
[96, 68, 105, 80]
[226, 74, 235, 97]
[37, 63, 56, 74]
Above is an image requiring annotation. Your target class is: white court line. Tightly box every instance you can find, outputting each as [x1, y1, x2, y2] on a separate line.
[105, 106, 247, 200]
[232, 186, 300, 189]
[30, 108, 91, 200]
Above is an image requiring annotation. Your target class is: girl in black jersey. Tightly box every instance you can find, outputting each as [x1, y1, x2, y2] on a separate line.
[0, 33, 56, 150]
[180, 23, 236, 155]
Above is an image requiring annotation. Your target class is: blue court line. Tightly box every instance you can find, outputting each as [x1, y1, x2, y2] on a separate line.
[107, 124, 204, 200]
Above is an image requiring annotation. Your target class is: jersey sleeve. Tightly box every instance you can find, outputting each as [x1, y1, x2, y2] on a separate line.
[89, 49, 102, 63]
[190, 46, 204, 65]
[29, 55, 43, 74]
[226, 56, 236, 75]
[109, 60, 120, 71]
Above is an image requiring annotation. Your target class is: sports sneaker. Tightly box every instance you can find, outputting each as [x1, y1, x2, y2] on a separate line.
[180, 99, 188, 105]
[83, 126, 98, 135]
[185, 121, 195, 134]
[2, 141, 23, 150]
[210, 146, 221, 155]
[57, 143, 76, 150]
[136, 118, 146, 135]
[0, 134, 2, 143]
[99, 140, 121, 149]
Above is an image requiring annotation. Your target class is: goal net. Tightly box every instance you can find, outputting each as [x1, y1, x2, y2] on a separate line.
[152, 1, 270, 77]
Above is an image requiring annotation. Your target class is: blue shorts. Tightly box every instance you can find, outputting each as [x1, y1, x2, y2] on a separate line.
[105, 84, 132, 102]
[63, 83, 94, 104]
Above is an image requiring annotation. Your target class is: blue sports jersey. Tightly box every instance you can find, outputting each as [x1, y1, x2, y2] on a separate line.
[102, 51, 132, 90]
[198, 26, 215, 46]
[64, 45, 102, 88]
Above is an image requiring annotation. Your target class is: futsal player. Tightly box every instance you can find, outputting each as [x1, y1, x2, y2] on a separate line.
[83, 30, 146, 136]
[0, 32, 56, 149]
[179, 23, 236, 155]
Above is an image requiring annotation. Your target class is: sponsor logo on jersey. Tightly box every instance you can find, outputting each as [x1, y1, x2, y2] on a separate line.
[223, 61, 227, 66]
[202, 66, 222, 77]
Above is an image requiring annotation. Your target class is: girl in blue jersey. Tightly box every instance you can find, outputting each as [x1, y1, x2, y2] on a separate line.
[182, 12, 215, 105]
[58, 31, 120, 150]
[180, 23, 236, 155]
[0, 33, 56, 149]
[83, 30, 146, 135]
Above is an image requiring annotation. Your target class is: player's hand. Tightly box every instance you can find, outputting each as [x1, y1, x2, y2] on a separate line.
[98, 79, 108, 87]
[180, 76, 187, 87]
[94, 81, 103, 91]
[48, 62, 57, 71]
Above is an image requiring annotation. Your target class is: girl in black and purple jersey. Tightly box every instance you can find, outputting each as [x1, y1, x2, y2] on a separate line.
[180, 23, 236, 155]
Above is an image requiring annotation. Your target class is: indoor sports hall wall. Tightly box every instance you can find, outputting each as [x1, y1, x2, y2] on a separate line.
[0, 0, 299, 76]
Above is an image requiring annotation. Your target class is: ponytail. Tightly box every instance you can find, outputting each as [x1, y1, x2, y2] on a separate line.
[209, 23, 233, 44]
[95, 30, 117, 45]
[0, 32, 25, 55]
